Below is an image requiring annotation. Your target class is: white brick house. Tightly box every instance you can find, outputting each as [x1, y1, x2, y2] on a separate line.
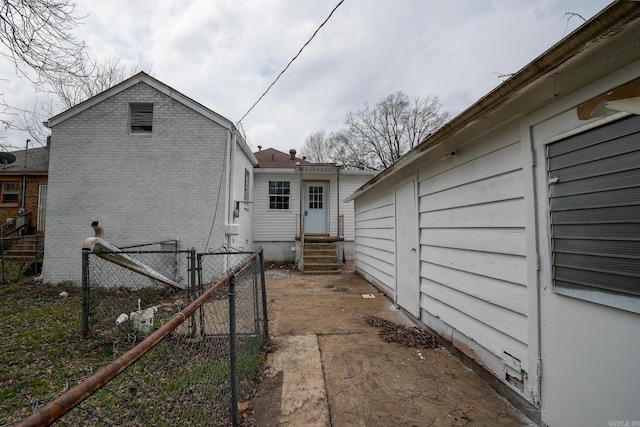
[42, 72, 257, 284]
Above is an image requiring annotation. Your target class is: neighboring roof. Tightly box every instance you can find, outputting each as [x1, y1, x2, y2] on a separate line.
[254, 147, 335, 169]
[45, 72, 258, 166]
[0, 146, 49, 174]
[347, 0, 640, 202]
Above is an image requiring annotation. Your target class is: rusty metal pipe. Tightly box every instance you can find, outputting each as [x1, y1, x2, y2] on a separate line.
[16, 249, 262, 427]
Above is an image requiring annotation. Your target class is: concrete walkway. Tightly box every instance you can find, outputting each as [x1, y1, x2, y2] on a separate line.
[251, 266, 537, 426]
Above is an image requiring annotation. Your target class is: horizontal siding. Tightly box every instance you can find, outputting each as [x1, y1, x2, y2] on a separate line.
[422, 278, 528, 345]
[420, 198, 525, 228]
[418, 135, 528, 372]
[354, 191, 395, 293]
[253, 173, 300, 241]
[422, 294, 528, 364]
[354, 235, 395, 253]
[420, 246, 527, 286]
[254, 172, 371, 242]
[421, 228, 525, 256]
[334, 176, 372, 241]
[421, 169, 524, 211]
[231, 148, 254, 250]
[419, 141, 522, 196]
[421, 262, 528, 315]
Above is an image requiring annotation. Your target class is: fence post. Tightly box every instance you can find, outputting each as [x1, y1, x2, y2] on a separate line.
[81, 251, 90, 338]
[189, 248, 197, 338]
[197, 253, 205, 337]
[34, 234, 39, 276]
[259, 249, 269, 339]
[229, 275, 238, 427]
[1, 227, 5, 284]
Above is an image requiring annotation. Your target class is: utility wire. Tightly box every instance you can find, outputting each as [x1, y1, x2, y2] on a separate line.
[236, 0, 346, 126]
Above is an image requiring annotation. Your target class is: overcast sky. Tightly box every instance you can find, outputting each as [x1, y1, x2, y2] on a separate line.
[0, 0, 613, 154]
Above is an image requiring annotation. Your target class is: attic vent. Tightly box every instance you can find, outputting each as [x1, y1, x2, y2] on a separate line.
[130, 103, 153, 133]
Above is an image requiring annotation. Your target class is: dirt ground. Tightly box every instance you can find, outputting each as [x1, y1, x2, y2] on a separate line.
[250, 265, 537, 427]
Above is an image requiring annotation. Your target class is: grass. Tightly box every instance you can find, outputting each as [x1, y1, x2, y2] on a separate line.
[0, 278, 268, 425]
[0, 280, 116, 423]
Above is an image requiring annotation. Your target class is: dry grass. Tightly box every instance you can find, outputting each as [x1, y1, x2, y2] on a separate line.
[0, 280, 118, 423]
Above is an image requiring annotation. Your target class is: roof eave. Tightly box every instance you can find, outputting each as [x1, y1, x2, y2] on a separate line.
[47, 72, 235, 131]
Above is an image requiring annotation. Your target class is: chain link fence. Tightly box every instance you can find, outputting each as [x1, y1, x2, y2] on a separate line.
[11, 247, 267, 427]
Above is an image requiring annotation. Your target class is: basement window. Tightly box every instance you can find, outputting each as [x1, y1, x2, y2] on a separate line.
[1, 182, 20, 204]
[130, 103, 153, 133]
[268, 181, 290, 210]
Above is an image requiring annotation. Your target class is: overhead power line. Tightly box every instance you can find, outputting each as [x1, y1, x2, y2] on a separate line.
[237, 0, 346, 127]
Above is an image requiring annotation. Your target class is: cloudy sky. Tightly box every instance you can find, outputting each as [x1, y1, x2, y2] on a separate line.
[0, 0, 613, 154]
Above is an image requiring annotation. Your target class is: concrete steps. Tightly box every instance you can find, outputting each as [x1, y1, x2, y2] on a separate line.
[2, 235, 45, 262]
[303, 242, 340, 274]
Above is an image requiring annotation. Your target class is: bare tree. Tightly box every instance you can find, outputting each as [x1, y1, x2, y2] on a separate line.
[327, 129, 378, 170]
[0, 0, 88, 83]
[2, 58, 139, 146]
[46, 58, 139, 109]
[335, 91, 449, 170]
[300, 130, 329, 163]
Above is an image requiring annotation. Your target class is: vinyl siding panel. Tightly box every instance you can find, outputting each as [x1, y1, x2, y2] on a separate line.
[253, 171, 373, 242]
[418, 135, 529, 378]
[253, 172, 300, 241]
[337, 176, 369, 240]
[354, 191, 395, 293]
[422, 293, 528, 364]
[230, 145, 255, 251]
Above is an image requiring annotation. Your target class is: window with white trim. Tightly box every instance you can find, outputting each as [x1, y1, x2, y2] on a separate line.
[1, 182, 19, 203]
[268, 181, 290, 210]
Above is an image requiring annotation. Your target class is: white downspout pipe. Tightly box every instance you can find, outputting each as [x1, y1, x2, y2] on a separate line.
[226, 129, 237, 249]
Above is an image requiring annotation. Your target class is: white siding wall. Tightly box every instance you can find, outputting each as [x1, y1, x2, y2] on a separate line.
[336, 173, 370, 241]
[418, 126, 528, 395]
[229, 144, 255, 251]
[253, 171, 300, 242]
[353, 191, 396, 295]
[254, 170, 373, 261]
[42, 82, 230, 284]
[354, 123, 529, 396]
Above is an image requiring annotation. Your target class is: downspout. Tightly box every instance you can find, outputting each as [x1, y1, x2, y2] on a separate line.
[336, 166, 340, 238]
[21, 139, 29, 211]
[527, 127, 543, 407]
[227, 129, 237, 249]
[298, 165, 304, 270]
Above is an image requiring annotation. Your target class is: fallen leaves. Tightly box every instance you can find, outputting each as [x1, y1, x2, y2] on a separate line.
[365, 316, 440, 349]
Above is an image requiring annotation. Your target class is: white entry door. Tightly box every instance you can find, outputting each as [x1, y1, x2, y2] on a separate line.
[395, 180, 420, 317]
[304, 182, 327, 234]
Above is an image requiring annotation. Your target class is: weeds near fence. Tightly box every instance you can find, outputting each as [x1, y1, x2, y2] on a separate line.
[0, 281, 116, 424]
[4, 247, 268, 426]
